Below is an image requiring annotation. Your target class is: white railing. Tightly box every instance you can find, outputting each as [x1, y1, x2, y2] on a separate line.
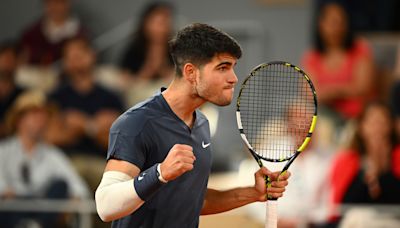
[0, 199, 96, 228]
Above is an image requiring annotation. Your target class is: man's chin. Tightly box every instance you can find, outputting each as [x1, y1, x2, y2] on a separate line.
[212, 99, 232, 107]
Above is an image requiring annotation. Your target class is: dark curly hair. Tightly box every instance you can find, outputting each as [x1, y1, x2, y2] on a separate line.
[169, 23, 242, 77]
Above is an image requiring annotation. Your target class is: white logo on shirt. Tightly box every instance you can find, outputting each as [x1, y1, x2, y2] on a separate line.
[202, 141, 211, 149]
[138, 173, 146, 181]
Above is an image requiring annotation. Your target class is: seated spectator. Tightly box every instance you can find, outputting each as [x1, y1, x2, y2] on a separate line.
[0, 90, 89, 228]
[20, 0, 87, 66]
[328, 102, 400, 225]
[120, 1, 174, 82]
[46, 37, 124, 191]
[302, 2, 375, 120]
[0, 41, 25, 139]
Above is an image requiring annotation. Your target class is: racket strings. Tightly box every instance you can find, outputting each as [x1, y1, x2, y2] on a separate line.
[239, 63, 315, 161]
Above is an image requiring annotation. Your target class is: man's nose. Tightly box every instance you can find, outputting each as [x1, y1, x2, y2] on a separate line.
[229, 71, 238, 84]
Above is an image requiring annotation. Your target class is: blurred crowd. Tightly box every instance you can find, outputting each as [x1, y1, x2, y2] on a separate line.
[261, 2, 400, 228]
[239, 1, 400, 228]
[0, 0, 175, 227]
[0, 0, 400, 227]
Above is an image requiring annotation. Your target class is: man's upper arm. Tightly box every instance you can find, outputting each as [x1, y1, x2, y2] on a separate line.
[105, 159, 141, 178]
[107, 111, 151, 169]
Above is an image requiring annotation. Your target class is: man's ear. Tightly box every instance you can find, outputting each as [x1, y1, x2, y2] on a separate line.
[182, 63, 197, 84]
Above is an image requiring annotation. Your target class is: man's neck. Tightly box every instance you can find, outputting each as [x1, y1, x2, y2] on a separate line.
[18, 133, 38, 154]
[162, 79, 205, 128]
[70, 73, 94, 94]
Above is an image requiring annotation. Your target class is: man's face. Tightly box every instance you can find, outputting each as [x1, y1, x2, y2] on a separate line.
[63, 40, 95, 77]
[0, 49, 17, 77]
[44, 0, 70, 22]
[18, 108, 49, 140]
[194, 54, 238, 106]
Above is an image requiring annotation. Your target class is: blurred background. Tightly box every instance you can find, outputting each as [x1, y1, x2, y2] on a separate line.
[0, 0, 400, 227]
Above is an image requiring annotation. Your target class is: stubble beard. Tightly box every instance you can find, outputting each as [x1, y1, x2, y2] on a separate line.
[195, 73, 232, 107]
[196, 85, 232, 106]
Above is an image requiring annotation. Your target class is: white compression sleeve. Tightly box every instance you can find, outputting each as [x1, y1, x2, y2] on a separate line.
[95, 171, 144, 222]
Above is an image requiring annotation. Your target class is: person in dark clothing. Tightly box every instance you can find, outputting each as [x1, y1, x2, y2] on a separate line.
[47, 37, 124, 156]
[120, 2, 174, 82]
[95, 23, 290, 228]
[47, 37, 124, 192]
[328, 101, 400, 224]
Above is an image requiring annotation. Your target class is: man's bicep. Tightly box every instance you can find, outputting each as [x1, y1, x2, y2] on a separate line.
[105, 159, 141, 178]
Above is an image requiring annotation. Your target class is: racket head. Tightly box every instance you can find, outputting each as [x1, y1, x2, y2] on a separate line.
[236, 61, 317, 162]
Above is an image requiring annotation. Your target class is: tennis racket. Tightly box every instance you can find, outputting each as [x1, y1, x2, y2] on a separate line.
[236, 61, 317, 228]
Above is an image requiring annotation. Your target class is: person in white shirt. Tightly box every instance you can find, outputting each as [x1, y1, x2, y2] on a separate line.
[0, 90, 89, 227]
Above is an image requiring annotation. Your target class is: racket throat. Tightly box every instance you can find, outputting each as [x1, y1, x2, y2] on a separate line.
[282, 152, 300, 172]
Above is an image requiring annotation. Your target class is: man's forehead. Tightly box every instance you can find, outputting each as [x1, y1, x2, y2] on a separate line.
[212, 53, 237, 64]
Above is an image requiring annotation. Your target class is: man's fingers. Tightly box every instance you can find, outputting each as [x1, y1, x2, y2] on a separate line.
[278, 171, 291, 181]
[173, 144, 193, 151]
[256, 168, 291, 180]
[268, 192, 284, 198]
[267, 171, 281, 181]
[177, 150, 196, 161]
[270, 180, 289, 188]
[267, 186, 286, 194]
[178, 156, 196, 164]
[255, 167, 271, 179]
[180, 163, 194, 172]
[266, 171, 291, 182]
[171, 144, 196, 160]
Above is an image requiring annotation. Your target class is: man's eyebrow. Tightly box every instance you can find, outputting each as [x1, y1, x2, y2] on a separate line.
[215, 61, 234, 67]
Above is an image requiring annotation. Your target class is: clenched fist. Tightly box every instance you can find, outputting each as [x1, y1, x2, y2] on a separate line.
[160, 144, 196, 181]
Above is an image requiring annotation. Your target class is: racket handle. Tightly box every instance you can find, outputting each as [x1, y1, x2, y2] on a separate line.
[265, 200, 277, 228]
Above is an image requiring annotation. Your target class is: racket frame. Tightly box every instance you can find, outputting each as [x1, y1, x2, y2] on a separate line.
[236, 61, 318, 228]
[236, 61, 318, 165]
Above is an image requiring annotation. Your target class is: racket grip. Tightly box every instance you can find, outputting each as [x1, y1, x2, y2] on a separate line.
[265, 200, 277, 228]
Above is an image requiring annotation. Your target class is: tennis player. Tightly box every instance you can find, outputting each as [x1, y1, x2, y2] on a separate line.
[95, 23, 290, 227]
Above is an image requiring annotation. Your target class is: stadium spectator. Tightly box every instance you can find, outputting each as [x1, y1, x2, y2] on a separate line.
[20, 0, 87, 66]
[46, 37, 124, 191]
[328, 102, 400, 225]
[120, 1, 174, 82]
[0, 90, 89, 228]
[302, 2, 374, 120]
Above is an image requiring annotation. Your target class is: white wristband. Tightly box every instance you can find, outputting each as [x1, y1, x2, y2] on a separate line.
[157, 163, 168, 183]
